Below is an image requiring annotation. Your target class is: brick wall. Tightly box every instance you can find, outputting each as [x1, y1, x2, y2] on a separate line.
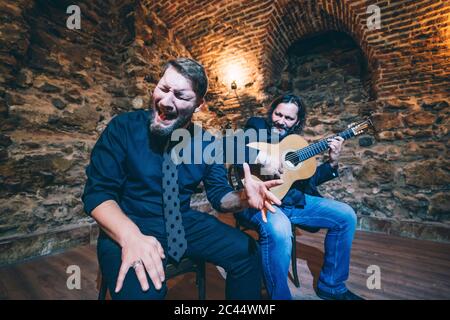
[145, 0, 449, 113]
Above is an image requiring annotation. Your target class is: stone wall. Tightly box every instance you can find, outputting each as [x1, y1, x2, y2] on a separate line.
[0, 0, 449, 265]
[271, 31, 450, 241]
[0, 0, 192, 265]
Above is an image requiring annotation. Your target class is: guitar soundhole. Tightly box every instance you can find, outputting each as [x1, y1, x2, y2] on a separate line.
[284, 152, 300, 167]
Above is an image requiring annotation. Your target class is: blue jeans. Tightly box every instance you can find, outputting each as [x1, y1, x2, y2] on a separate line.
[236, 194, 357, 300]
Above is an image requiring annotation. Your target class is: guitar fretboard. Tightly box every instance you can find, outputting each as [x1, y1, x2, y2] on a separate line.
[289, 128, 355, 163]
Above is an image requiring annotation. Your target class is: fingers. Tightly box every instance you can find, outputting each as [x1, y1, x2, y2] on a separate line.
[134, 261, 150, 291]
[264, 200, 276, 213]
[156, 241, 165, 260]
[143, 254, 163, 290]
[328, 137, 344, 146]
[115, 262, 130, 293]
[265, 189, 282, 206]
[115, 237, 167, 294]
[261, 207, 267, 223]
[264, 178, 284, 189]
[243, 162, 251, 179]
[327, 137, 343, 154]
[262, 198, 279, 223]
[149, 242, 166, 284]
[327, 139, 337, 146]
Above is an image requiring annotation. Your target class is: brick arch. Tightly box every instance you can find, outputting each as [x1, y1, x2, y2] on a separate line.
[142, 0, 381, 98]
[262, 0, 379, 98]
[142, 0, 450, 104]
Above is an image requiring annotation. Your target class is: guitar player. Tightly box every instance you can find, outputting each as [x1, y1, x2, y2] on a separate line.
[235, 94, 364, 300]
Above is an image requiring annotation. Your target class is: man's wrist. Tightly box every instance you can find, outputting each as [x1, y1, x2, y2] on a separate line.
[219, 190, 249, 213]
[239, 189, 249, 208]
[329, 160, 339, 169]
[119, 225, 142, 248]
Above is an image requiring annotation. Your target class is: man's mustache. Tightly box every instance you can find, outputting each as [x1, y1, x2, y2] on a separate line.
[274, 123, 288, 131]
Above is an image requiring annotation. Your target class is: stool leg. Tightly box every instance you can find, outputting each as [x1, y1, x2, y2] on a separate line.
[197, 260, 206, 300]
[291, 226, 300, 288]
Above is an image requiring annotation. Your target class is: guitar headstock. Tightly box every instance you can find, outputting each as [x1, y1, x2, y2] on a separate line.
[348, 118, 374, 136]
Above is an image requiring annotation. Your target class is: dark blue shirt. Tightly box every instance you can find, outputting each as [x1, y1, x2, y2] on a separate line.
[82, 110, 234, 219]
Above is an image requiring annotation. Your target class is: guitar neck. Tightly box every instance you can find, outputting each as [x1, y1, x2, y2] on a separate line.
[296, 128, 355, 162]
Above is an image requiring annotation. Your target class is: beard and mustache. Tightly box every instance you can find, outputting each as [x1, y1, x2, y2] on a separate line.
[268, 119, 291, 140]
[148, 107, 193, 137]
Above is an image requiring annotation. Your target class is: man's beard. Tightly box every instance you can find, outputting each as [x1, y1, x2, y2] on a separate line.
[268, 119, 290, 140]
[148, 109, 193, 137]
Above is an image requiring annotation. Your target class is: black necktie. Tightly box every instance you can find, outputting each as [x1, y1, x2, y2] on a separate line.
[162, 151, 187, 262]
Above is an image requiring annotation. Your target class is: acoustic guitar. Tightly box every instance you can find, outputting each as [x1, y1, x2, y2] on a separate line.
[242, 118, 374, 200]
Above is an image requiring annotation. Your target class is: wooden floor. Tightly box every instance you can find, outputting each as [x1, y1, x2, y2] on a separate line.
[1, 214, 449, 300]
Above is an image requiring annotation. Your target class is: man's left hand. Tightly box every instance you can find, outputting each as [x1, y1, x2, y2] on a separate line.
[327, 136, 344, 168]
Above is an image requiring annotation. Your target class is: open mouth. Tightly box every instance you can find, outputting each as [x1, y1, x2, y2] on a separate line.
[156, 105, 177, 122]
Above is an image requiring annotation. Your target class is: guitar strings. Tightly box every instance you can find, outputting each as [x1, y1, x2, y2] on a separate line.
[282, 122, 368, 163]
[283, 130, 353, 163]
[284, 135, 341, 162]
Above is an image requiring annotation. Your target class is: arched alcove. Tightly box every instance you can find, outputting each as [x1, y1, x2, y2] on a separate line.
[287, 31, 372, 107]
[261, 0, 379, 100]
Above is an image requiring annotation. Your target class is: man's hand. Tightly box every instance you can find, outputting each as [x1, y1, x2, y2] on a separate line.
[243, 163, 283, 223]
[327, 136, 344, 168]
[256, 151, 284, 178]
[115, 233, 166, 294]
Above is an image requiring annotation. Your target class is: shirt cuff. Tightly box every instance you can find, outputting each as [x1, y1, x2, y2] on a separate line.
[83, 193, 118, 216]
[212, 186, 235, 212]
[329, 162, 339, 178]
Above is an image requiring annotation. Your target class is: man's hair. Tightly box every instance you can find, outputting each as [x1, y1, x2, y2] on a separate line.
[162, 57, 208, 99]
[267, 94, 307, 134]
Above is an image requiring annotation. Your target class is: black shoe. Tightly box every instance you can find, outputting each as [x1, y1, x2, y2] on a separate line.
[316, 288, 365, 300]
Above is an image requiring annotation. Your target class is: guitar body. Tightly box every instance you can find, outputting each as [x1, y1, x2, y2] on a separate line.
[246, 134, 317, 200]
[240, 118, 373, 200]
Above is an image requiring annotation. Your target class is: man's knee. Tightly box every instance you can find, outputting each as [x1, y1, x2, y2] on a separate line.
[261, 208, 292, 246]
[340, 203, 357, 230]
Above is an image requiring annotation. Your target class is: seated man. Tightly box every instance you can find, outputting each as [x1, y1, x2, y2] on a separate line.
[236, 94, 363, 300]
[82, 58, 282, 299]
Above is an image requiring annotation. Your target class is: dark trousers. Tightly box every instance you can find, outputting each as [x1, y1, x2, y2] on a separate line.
[98, 210, 262, 299]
